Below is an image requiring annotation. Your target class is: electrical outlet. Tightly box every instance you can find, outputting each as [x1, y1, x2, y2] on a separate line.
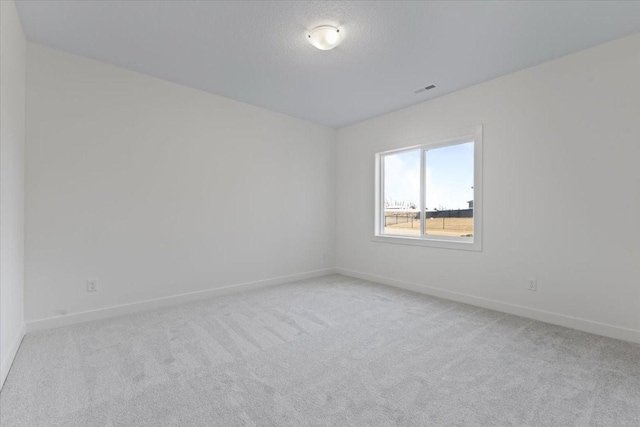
[526, 278, 537, 291]
[86, 280, 98, 292]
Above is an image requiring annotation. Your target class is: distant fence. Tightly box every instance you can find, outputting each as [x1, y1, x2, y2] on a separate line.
[383, 208, 473, 227]
[384, 211, 418, 227]
[419, 209, 473, 219]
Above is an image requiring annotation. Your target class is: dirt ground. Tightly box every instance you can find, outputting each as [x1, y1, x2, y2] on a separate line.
[384, 217, 473, 237]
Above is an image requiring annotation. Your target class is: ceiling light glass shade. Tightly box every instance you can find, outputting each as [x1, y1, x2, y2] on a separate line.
[307, 26, 341, 50]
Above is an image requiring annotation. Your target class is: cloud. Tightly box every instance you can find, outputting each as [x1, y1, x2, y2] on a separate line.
[425, 167, 442, 210]
[384, 151, 420, 207]
[383, 143, 474, 211]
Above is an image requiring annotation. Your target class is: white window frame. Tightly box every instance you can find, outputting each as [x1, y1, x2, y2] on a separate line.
[373, 125, 483, 251]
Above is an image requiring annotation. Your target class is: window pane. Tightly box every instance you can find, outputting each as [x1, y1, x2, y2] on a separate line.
[383, 149, 420, 236]
[425, 142, 474, 238]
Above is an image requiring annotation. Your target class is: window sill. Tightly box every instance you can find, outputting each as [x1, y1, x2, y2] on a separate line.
[372, 234, 482, 251]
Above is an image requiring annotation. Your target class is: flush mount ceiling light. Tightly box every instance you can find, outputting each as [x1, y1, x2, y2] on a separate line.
[307, 25, 342, 50]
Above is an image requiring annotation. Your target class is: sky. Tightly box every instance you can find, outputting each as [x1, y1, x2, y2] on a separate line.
[384, 141, 474, 210]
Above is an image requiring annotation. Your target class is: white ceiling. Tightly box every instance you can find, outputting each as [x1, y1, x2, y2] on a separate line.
[15, 1, 640, 128]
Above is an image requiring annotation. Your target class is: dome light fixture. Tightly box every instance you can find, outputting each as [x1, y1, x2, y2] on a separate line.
[307, 25, 342, 50]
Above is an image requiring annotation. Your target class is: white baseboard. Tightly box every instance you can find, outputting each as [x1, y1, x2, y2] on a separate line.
[27, 268, 336, 333]
[1, 322, 25, 390]
[24, 266, 640, 345]
[336, 268, 640, 345]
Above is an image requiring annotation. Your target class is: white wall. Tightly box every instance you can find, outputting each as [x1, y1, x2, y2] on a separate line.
[25, 44, 336, 325]
[1, 0, 26, 387]
[336, 34, 640, 342]
[21, 32, 640, 343]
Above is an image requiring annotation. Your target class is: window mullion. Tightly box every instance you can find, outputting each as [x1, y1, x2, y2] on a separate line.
[420, 148, 426, 237]
[380, 155, 385, 235]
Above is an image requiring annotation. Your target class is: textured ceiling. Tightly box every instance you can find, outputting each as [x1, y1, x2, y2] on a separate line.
[15, 1, 640, 128]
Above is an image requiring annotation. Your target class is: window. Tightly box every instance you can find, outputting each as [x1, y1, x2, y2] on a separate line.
[374, 126, 482, 251]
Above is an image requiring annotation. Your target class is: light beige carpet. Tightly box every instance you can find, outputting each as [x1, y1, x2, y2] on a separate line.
[1, 275, 639, 426]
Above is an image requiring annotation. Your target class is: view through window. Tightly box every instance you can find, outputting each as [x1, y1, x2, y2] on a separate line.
[425, 142, 474, 237]
[378, 134, 478, 247]
[383, 149, 420, 236]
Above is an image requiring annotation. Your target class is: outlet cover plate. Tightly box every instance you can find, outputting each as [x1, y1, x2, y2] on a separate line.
[527, 278, 537, 291]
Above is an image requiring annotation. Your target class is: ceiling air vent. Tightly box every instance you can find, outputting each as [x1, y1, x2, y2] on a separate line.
[414, 84, 436, 94]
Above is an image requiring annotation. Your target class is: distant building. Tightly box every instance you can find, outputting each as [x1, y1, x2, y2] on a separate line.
[468, 200, 473, 209]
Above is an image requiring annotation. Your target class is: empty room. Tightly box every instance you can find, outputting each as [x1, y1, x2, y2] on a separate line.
[1, 1, 639, 425]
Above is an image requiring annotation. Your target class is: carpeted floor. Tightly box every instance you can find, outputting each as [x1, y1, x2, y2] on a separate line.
[1, 274, 639, 426]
